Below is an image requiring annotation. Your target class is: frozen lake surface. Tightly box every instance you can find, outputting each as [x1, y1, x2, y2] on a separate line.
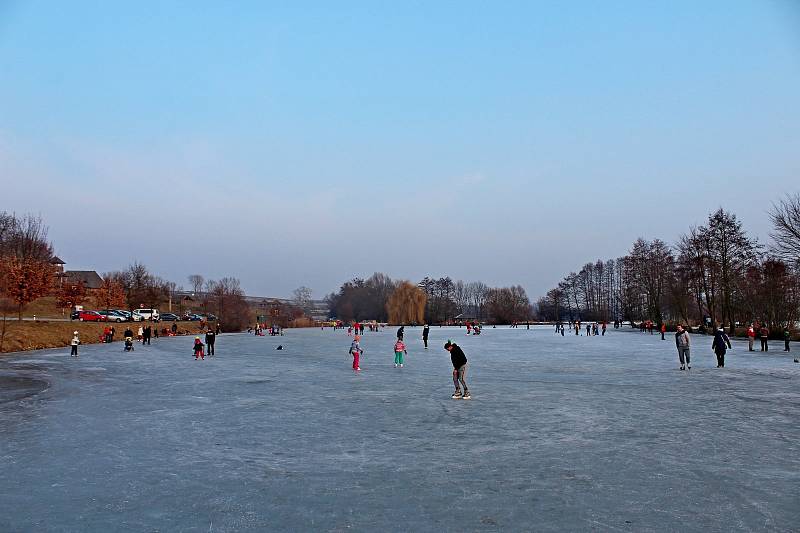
[1, 326, 799, 532]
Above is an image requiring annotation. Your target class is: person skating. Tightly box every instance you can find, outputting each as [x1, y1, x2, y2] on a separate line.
[422, 324, 430, 349]
[70, 331, 80, 357]
[675, 324, 691, 370]
[660, 323, 666, 340]
[193, 337, 205, 360]
[444, 340, 470, 399]
[396, 325, 404, 340]
[601, 322, 606, 336]
[137, 325, 144, 342]
[747, 325, 756, 351]
[759, 325, 769, 351]
[349, 335, 364, 371]
[393, 338, 407, 368]
[143, 325, 151, 345]
[784, 327, 791, 352]
[124, 326, 134, 339]
[712, 326, 732, 368]
[205, 329, 216, 356]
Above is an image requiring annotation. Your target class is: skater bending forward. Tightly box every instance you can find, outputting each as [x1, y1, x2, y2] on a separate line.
[444, 341, 470, 399]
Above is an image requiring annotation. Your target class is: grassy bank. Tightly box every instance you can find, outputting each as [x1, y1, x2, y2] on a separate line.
[0, 320, 212, 354]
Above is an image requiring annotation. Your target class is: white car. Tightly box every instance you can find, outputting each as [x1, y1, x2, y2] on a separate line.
[135, 308, 160, 321]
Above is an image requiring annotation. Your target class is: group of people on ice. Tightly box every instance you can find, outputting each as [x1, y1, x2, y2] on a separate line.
[673, 322, 794, 370]
[68, 325, 218, 359]
[347, 324, 471, 399]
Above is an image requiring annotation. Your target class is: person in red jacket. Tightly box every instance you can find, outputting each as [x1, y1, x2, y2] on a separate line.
[759, 325, 770, 352]
[747, 325, 756, 351]
[193, 337, 205, 360]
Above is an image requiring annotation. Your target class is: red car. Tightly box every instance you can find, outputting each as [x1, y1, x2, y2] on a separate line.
[78, 310, 107, 322]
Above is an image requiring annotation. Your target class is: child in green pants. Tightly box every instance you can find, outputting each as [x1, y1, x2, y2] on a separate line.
[394, 338, 407, 368]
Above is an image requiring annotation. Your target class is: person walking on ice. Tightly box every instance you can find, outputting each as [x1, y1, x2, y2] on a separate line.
[759, 325, 770, 351]
[205, 328, 216, 356]
[349, 335, 364, 371]
[70, 331, 80, 357]
[675, 324, 691, 370]
[784, 327, 791, 352]
[747, 324, 756, 351]
[193, 337, 205, 360]
[712, 326, 732, 368]
[422, 324, 430, 349]
[394, 337, 407, 368]
[444, 340, 470, 399]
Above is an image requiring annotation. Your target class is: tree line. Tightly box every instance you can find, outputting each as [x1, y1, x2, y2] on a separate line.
[325, 273, 532, 325]
[536, 197, 800, 335]
[0, 212, 253, 333]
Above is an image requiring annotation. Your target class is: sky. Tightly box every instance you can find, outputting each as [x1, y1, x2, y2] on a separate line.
[1, 1, 799, 300]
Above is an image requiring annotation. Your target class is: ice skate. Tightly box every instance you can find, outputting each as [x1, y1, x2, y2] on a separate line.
[462, 390, 471, 399]
[451, 390, 462, 399]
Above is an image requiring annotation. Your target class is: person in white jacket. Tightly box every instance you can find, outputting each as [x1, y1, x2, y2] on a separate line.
[70, 331, 80, 357]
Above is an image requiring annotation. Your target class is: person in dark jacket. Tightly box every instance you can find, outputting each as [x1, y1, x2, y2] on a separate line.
[143, 325, 151, 345]
[422, 324, 430, 349]
[712, 327, 732, 368]
[444, 340, 470, 399]
[205, 329, 216, 356]
[784, 327, 791, 352]
[397, 325, 404, 340]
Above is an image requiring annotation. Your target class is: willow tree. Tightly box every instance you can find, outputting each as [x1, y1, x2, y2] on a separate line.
[386, 281, 427, 325]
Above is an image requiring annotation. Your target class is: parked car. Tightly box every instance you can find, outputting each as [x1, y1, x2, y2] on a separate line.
[98, 310, 126, 322]
[115, 310, 144, 322]
[78, 310, 106, 322]
[183, 313, 203, 321]
[204, 313, 218, 321]
[70, 310, 81, 321]
[136, 308, 160, 321]
[160, 312, 180, 322]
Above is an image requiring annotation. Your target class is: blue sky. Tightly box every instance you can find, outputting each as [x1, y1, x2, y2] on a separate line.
[1, 1, 799, 299]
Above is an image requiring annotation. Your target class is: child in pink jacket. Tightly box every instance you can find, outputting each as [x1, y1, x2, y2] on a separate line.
[394, 338, 407, 368]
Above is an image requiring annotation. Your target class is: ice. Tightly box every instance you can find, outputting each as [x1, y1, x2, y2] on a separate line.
[1, 326, 798, 531]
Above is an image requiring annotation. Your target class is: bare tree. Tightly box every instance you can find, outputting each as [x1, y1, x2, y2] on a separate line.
[292, 286, 313, 314]
[769, 193, 800, 265]
[188, 274, 205, 296]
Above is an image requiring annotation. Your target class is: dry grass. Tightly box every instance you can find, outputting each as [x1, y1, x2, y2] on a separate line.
[0, 319, 209, 354]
